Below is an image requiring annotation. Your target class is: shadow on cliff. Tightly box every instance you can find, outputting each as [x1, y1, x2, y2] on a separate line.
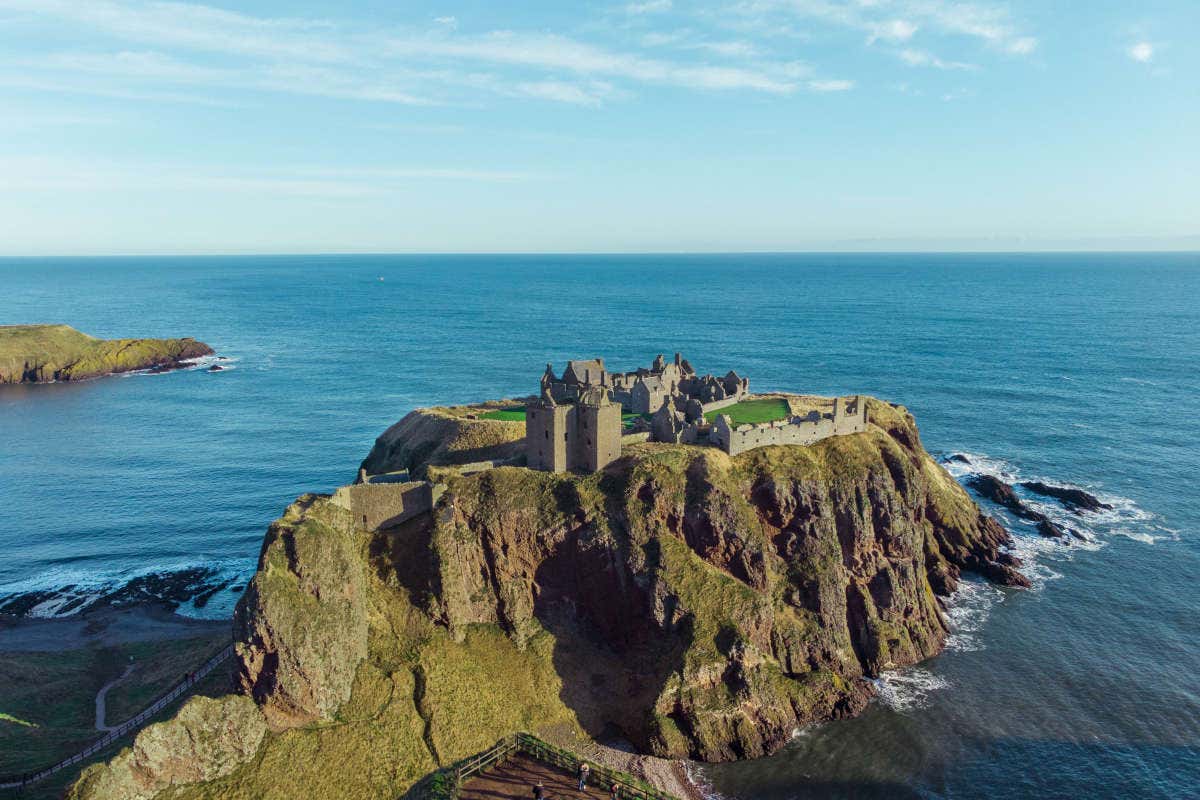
[530, 477, 693, 752]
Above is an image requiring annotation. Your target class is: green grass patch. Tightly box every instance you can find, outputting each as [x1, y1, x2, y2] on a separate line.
[705, 397, 791, 426]
[1, 710, 38, 728]
[479, 406, 526, 421]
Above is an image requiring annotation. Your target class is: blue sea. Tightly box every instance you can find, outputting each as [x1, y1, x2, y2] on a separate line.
[1, 253, 1198, 798]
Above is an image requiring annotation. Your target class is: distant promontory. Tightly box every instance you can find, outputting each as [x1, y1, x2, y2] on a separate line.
[0, 324, 214, 384]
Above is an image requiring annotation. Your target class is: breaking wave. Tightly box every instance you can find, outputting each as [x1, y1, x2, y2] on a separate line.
[0, 557, 253, 621]
[872, 668, 951, 712]
[932, 450, 1171, 653]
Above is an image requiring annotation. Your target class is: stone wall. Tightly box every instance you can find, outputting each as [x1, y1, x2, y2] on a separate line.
[711, 396, 868, 457]
[621, 431, 652, 445]
[699, 395, 742, 414]
[330, 481, 436, 531]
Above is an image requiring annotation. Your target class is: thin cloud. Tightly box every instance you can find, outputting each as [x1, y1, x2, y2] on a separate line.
[808, 79, 854, 92]
[1128, 42, 1155, 63]
[626, 0, 673, 14]
[728, 0, 1036, 55]
[897, 48, 976, 70]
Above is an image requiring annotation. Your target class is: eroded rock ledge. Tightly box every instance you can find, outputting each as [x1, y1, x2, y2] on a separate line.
[70, 396, 1026, 800]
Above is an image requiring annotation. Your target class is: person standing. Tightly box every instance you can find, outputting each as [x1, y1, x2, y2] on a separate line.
[532, 781, 545, 799]
[610, 782, 620, 799]
[578, 762, 590, 791]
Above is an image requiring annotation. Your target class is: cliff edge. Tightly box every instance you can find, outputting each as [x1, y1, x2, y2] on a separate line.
[69, 396, 1026, 799]
[0, 324, 214, 384]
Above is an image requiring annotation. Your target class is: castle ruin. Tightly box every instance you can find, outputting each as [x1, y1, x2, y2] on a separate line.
[527, 352, 867, 473]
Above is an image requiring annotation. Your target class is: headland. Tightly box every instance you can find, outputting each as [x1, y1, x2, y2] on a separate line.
[0, 324, 214, 385]
[59, 353, 1029, 800]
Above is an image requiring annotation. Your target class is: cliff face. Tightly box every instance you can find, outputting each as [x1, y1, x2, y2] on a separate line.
[0, 324, 213, 384]
[71, 397, 1024, 799]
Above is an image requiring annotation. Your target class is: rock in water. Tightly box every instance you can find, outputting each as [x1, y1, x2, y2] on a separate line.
[966, 474, 1072, 539]
[0, 324, 213, 384]
[1019, 481, 1112, 513]
[69, 397, 1031, 800]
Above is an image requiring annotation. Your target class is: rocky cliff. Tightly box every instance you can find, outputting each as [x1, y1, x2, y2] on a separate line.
[70, 396, 1026, 799]
[0, 324, 213, 384]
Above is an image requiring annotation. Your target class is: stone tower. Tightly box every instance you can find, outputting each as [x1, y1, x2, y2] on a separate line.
[573, 386, 621, 472]
[526, 388, 571, 472]
[525, 386, 621, 473]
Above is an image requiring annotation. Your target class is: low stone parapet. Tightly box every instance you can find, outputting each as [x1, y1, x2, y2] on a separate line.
[331, 481, 435, 531]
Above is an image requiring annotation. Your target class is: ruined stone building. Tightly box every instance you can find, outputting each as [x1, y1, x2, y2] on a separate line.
[526, 385, 622, 473]
[527, 352, 866, 473]
[540, 352, 748, 415]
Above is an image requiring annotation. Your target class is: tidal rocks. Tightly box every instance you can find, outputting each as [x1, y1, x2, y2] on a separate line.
[1019, 481, 1112, 513]
[0, 324, 213, 384]
[965, 474, 1071, 538]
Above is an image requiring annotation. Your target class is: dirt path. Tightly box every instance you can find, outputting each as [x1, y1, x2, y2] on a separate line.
[460, 754, 613, 800]
[94, 663, 136, 731]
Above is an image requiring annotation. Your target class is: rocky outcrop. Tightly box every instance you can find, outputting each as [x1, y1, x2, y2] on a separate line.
[233, 494, 369, 730]
[71, 396, 1028, 800]
[965, 474, 1075, 539]
[69, 696, 267, 800]
[358, 405, 526, 478]
[1019, 481, 1112, 513]
[0, 324, 213, 384]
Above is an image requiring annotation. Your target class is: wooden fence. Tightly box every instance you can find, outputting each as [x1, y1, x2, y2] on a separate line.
[0, 642, 235, 790]
[439, 732, 681, 800]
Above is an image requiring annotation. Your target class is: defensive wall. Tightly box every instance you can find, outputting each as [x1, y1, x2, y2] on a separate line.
[331, 480, 444, 531]
[710, 395, 869, 457]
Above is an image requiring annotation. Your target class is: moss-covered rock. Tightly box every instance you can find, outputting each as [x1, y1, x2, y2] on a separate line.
[0, 324, 213, 384]
[70, 394, 1025, 800]
[68, 695, 266, 800]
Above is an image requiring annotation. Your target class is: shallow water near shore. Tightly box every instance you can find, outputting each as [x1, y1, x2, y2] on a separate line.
[1, 253, 1198, 797]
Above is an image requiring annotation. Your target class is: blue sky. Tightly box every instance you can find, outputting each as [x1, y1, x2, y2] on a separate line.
[0, 0, 1196, 254]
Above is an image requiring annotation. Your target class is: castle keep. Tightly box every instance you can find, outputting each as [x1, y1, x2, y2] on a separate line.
[527, 352, 867, 473]
[526, 385, 622, 473]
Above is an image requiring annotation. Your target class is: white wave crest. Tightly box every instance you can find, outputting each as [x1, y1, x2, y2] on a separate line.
[682, 760, 731, 800]
[872, 667, 950, 712]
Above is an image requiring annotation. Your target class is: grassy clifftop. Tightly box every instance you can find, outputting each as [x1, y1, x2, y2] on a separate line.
[358, 402, 528, 478]
[0, 324, 213, 384]
[70, 395, 1024, 800]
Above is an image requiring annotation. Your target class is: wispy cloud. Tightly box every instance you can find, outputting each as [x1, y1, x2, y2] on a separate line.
[626, 0, 673, 14]
[0, 0, 841, 106]
[0, 0, 1032, 111]
[897, 49, 976, 70]
[1128, 41, 1155, 63]
[807, 79, 854, 92]
[727, 0, 1036, 55]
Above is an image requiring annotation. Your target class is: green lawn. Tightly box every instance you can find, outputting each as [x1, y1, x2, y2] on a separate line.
[704, 397, 791, 426]
[479, 406, 526, 421]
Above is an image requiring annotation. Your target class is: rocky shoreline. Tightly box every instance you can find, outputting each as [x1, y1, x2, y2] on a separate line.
[0, 324, 214, 385]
